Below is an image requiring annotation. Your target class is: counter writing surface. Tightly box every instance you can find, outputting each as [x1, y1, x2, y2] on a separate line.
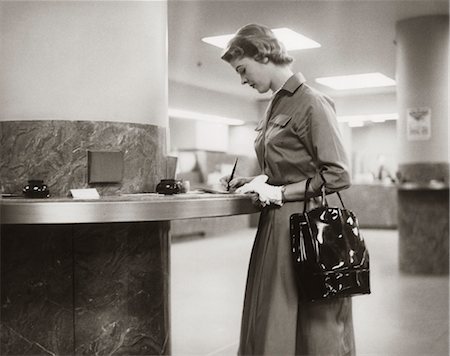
[0, 192, 259, 224]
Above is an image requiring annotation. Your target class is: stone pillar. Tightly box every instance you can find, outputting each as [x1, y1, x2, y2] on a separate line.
[395, 15, 449, 274]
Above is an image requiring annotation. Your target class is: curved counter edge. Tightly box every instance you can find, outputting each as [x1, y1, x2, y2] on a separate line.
[0, 194, 259, 224]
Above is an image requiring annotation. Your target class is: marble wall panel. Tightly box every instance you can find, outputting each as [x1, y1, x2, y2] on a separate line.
[73, 222, 170, 355]
[0, 224, 74, 355]
[0, 120, 168, 197]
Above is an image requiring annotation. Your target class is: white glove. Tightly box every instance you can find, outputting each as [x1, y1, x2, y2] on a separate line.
[236, 175, 283, 206]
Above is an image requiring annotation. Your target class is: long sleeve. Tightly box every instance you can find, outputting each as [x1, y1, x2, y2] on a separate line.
[304, 95, 351, 193]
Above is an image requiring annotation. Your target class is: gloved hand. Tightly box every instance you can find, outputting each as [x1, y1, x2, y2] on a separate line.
[236, 175, 283, 207]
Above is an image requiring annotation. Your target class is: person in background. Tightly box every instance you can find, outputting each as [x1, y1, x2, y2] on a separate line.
[220, 24, 355, 356]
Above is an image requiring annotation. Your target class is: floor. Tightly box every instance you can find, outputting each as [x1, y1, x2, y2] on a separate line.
[171, 227, 449, 356]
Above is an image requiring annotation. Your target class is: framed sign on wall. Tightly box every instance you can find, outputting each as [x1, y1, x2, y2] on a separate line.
[406, 107, 431, 141]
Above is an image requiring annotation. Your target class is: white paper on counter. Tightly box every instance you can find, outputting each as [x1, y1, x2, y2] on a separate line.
[70, 188, 100, 199]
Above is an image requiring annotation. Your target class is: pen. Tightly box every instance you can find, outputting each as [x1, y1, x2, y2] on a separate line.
[227, 157, 238, 191]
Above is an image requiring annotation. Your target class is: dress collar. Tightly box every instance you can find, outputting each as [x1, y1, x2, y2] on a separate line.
[271, 72, 305, 99]
[280, 72, 306, 94]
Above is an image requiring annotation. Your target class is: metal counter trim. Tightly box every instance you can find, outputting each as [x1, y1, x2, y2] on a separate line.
[0, 194, 259, 224]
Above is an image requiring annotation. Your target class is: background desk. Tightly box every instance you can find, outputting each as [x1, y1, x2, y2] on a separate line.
[0, 194, 257, 355]
[335, 183, 398, 229]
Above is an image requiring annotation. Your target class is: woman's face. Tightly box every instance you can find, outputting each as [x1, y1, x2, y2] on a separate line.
[230, 56, 272, 94]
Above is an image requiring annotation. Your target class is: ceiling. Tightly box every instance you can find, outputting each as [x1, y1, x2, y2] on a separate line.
[168, 0, 448, 101]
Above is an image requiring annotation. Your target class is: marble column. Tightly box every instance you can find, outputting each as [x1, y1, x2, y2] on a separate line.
[395, 15, 449, 274]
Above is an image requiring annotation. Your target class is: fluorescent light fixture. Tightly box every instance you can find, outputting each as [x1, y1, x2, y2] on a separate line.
[315, 72, 396, 90]
[272, 28, 321, 50]
[169, 108, 245, 126]
[338, 113, 398, 125]
[202, 27, 320, 51]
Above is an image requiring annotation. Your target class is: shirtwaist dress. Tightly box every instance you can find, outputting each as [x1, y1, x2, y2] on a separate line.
[238, 73, 355, 356]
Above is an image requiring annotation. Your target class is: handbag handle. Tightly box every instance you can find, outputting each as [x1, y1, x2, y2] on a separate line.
[303, 177, 314, 213]
[303, 175, 347, 213]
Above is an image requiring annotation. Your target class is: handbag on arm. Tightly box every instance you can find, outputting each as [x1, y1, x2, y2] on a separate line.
[289, 176, 370, 302]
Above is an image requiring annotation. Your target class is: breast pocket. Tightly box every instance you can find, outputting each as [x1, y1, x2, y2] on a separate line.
[266, 114, 292, 141]
[255, 117, 267, 131]
[271, 114, 292, 127]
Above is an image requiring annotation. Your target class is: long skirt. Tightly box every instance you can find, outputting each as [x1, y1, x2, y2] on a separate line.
[238, 201, 355, 356]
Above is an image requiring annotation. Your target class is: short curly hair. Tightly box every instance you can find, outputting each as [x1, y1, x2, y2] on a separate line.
[221, 24, 293, 65]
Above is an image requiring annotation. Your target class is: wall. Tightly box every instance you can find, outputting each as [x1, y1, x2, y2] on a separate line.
[169, 118, 198, 151]
[333, 92, 397, 116]
[170, 118, 229, 152]
[335, 93, 399, 180]
[351, 121, 398, 180]
[0, 1, 167, 126]
[169, 81, 259, 153]
[229, 124, 258, 158]
[169, 81, 258, 124]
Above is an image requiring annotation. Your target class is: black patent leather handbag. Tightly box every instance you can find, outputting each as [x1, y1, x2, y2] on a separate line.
[290, 177, 370, 302]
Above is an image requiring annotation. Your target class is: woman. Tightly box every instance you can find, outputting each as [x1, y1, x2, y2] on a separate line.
[220, 24, 355, 356]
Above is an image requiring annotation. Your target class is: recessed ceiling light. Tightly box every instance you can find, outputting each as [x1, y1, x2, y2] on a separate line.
[169, 108, 244, 126]
[202, 27, 321, 51]
[315, 72, 396, 90]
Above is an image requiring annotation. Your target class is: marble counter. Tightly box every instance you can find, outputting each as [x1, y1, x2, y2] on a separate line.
[0, 194, 258, 355]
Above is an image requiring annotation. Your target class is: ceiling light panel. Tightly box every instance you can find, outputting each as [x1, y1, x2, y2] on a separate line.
[273, 28, 321, 50]
[202, 34, 234, 49]
[315, 72, 396, 90]
[202, 28, 321, 51]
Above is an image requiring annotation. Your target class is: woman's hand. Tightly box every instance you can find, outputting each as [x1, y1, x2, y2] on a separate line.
[236, 175, 283, 206]
[248, 192, 266, 209]
[219, 175, 253, 191]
